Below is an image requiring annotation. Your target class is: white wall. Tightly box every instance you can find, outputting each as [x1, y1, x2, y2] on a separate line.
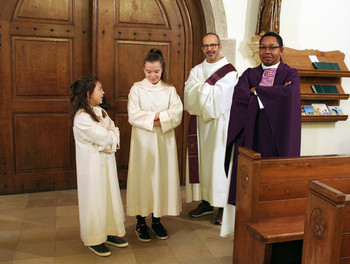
[223, 0, 350, 155]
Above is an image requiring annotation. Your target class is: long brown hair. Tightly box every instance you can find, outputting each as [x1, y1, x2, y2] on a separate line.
[69, 75, 105, 125]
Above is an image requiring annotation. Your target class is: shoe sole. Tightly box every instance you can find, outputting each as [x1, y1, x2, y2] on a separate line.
[151, 229, 168, 240]
[105, 240, 129, 248]
[88, 246, 111, 257]
[189, 210, 214, 218]
[135, 230, 151, 242]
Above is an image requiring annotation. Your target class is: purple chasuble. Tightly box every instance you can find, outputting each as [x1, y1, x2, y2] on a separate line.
[188, 63, 236, 183]
[225, 62, 301, 204]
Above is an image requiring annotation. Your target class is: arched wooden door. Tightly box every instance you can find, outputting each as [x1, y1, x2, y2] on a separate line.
[93, 0, 205, 187]
[0, 0, 205, 194]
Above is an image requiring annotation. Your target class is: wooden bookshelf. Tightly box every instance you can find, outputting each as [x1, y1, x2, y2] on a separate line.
[282, 48, 349, 122]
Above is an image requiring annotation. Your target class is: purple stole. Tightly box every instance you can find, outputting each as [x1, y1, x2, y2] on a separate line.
[259, 68, 277, 87]
[188, 63, 236, 183]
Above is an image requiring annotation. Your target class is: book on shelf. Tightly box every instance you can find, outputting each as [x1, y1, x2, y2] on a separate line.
[312, 62, 341, 71]
[303, 105, 317, 116]
[312, 103, 331, 115]
[311, 84, 339, 94]
[328, 106, 344, 115]
[301, 106, 306, 116]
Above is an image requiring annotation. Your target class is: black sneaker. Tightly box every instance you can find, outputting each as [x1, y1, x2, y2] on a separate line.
[215, 208, 223, 225]
[135, 223, 151, 242]
[88, 243, 111, 257]
[105, 235, 128, 248]
[189, 202, 214, 218]
[152, 222, 168, 239]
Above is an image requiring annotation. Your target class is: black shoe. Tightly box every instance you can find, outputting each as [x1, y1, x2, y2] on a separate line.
[88, 243, 111, 257]
[215, 208, 223, 225]
[152, 222, 168, 240]
[105, 235, 128, 248]
[136, 223, 151, 242]
[189, 202, 214, 218]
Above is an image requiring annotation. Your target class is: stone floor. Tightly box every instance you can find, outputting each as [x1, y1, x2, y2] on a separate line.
[0, 187, 233, 264]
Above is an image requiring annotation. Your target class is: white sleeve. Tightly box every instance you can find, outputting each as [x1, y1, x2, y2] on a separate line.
[184, 68, 203, 116]
[127, 85, 156, 132]
[159, 87, 183, 133]
[74, 112, 118, 153]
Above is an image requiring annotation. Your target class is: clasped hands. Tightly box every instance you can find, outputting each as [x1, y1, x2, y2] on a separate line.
[154, 112, 161, 127]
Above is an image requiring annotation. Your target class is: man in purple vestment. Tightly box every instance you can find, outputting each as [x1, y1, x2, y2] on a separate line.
[225, 32, 301, 204]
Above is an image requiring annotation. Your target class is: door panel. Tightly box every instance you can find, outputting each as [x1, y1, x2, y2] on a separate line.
[13, 37, 72, 97]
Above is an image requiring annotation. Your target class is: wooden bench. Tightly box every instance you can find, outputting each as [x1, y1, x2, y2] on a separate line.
[233, 147, 350, 264]
[302, 180, 350, 264]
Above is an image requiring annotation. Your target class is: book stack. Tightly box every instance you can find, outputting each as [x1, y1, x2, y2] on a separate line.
[311, 85, 339, 94]
[312, 62, 341, 71]
[301, 104, 344, 116]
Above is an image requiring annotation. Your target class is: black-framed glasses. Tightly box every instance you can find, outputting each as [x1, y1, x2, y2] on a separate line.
[201, 43, 220, 50]
[259, 46, 281, 51]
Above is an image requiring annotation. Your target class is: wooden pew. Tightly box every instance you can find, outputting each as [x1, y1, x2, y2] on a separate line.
[233, 147, 350, 264]
[302, 180, 350, 264]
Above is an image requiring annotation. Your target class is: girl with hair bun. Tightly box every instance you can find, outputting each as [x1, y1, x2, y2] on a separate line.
[70, 76, 127, 257]
[127, 49, 183, 242]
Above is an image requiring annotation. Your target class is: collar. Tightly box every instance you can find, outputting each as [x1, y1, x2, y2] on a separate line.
[262, 62, 280, 70]
[203, 57, 228, 68]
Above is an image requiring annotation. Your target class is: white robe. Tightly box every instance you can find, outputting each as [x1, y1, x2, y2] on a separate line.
[127, 78, 183, 218]
[73, 106, 125, 246]
[184, 57, 238, 236]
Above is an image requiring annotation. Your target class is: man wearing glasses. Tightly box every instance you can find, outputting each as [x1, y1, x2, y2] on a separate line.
[225, 32, 301, 205]
[184, 33, 238, 235]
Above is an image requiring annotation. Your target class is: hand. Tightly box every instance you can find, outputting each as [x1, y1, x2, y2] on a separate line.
[284, 81, 292, 86]
[154, 120, 161, 127]
[154, 112, 160, 121]
[250, 87, 256, 93]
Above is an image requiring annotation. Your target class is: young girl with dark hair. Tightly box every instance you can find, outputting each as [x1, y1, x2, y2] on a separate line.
[127, 49, 183, 242]
[70, 76, 127, 257]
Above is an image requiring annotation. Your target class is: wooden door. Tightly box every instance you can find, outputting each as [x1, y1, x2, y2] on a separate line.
[0, 0, 91, 194]
[93, 0, 205, 187]
[0, 0, 205, 194]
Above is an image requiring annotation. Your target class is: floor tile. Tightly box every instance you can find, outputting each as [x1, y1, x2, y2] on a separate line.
[96, 247, 137, 264]
[55, 226, 80, 241]
[169, 242, 214, 262]
[12, 257, 55, 264]
[56, 215, 80, 228]
[133, 246, 178, 264]
[56, 205, 79, 217]
[14, 240, 55, 260]
[55, 254, 95, 264]
[20, 225, 55, 242]
[55, 238, 88, 257]
[0, 219, 22, 232]
[0, 248, 15, 262]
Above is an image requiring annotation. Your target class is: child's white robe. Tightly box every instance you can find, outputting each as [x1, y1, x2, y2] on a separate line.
[127, 79, 183, 218]
[73, 106, 125, 246]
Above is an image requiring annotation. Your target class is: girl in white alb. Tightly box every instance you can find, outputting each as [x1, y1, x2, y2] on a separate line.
[127, 49, 183, 242]
[70, 76, 127, 257]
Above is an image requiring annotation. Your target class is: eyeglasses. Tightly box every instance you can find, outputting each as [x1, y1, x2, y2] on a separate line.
[201, 43, 220, 50]
[259, 46, 281, 51]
